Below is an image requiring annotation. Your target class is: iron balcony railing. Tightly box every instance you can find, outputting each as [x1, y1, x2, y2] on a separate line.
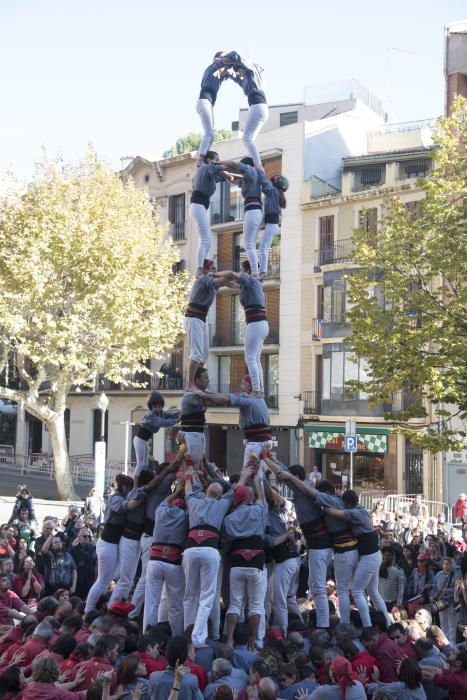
[303, 390, 420, 416]
[314, 238, 354, 271]
[98, 370, 183, 392]
[311, 317, 324, 340]
[209, 322, 279, 347]
[235, 247, 281, 280]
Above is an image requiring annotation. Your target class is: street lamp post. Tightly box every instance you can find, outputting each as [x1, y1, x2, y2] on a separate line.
[94, 392, 109, 495]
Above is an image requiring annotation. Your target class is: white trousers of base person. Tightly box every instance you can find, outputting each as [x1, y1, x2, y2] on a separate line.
[243, 104, 269, 168]
[190, 202, 212, 269]
[308, 547, 333, 628]
[182, 432, 206, 462]
[351, 549, 389, 628]
[208, 558, 224, 640]
[129, 532, 152, 618]
[144, 558, 185, 635]
[439, 605, 459, 644]
[244, 320, 269, 392]
[243, 209, 263, 277]
[272, 556, 302, 636]
[133, 436, 149, 474]
[183, 546, 221, 646]
[256, 566, 269, 647]
[228, 566, 264, 620]
[196, 98, 215, 157]
[109, 534, 141, 603]
[184, 317, 209, 366]
[243, 440, 273, 467]
[259, 223, 279, 276]
[333, 548, 359, 624]
[85, 538, 119, 612]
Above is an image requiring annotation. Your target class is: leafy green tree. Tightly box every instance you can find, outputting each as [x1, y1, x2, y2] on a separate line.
[0, 151, 187, 499]
[346, 97, 467, 452]
[163, 128, 232, 158]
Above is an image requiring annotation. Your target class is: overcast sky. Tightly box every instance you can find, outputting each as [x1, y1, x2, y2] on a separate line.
[1, 0, 465, 179]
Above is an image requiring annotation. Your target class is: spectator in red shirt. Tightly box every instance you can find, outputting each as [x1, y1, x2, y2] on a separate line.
[454, 494, 467, 523]
[339, 639, 379, 686]
[71, 633, 119, 691]
[13, 556, 45, 603]
[361, 614, 404, 683]
[59, 642, 93, 674]
[13, 621, 55, 672]
[422, 647, 467, 700]
[387, 622, 419, 661]
[17, 656, 87, 700]
[0, 573, 33, 626]
[0, 524, 16, 559]
[132, 634, 167, 677]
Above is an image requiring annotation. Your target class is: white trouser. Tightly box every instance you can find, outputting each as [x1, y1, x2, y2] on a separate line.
[133, 436, 149, 476]
[244, 320, 269, 392]
[85, 538, 118, 612]
[196, 98, 215, 156]
[333, 549, 359, 624]
[109, 536, 141, 603]
[144, 560, 185, 635]
[351, 550, 389, 628]
[183, 546, 220, 646]
[190, 202, 212, 268]
[184, 317, 209, 365]
[129, 533, 152, 617]
[439, 605, 459, 644]
[158, 584, 168, 622]
[243, 103, 269, 167]
[228, 566, 264, 617]
[259, 223, 279, 275]
[243, 440, 273, 467]
[182, 432, 206, 462]
[308, 548, 333, 628]
[209, 559, 223, 640]
[257, 566, 269, 644]
[272, 557, 302, 635]
[243, 209, 263, 276]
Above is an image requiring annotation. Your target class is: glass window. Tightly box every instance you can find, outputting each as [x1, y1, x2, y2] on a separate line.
[322, 355, 331, 400]
[280, 111, 298, 127]
[331, 350, 344, 396]
[218, 356, 231, 393]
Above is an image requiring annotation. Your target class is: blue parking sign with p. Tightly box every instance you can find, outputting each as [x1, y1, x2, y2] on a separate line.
[345, 435, 358, 452]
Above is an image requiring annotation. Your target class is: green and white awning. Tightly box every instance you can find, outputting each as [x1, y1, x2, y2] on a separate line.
[304, 425, 389, 453]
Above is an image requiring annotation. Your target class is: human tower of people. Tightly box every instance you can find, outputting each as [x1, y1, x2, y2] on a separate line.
[1, 51, 467, 700]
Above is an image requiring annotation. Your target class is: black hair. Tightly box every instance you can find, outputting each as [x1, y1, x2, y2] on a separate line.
[229, 473, 240, 484]
[316, 479, 335, 495]
[278, 190, 287, 208]
[0, 665, 22, 693]
[388, 622, 406, 636]
[124, 634, 139, 654]
[52, 633, 77, 659]
[250, 660, 270, 678]
[74, 642, 93, 660]
[414, 638, 434, 654]
[299, 665, 316, 680]
[370, 611, 388, 632]
[240, 157, 254, 167]
[342, 490, 359, 508]
[205, 150, 219, 161]
[61, 616, 82, 633]
[398, 659, 422, 689]
[241, 260, 251, 274]
[233, 622, 250, 646]
[94, 634, 119, 658]
[457, 648, 467, 671]
[289, 464, 306, 481]
[167, 636, 189, 666]
[115, 474, 134, 493]
[138, 469, 154, 487]
[194, 366, 208, 382]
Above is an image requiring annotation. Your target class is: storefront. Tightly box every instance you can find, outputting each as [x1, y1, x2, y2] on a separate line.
[304, 424, 394, 491]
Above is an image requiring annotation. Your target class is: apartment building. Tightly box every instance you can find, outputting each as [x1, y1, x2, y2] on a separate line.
[445, 20, 467, 114]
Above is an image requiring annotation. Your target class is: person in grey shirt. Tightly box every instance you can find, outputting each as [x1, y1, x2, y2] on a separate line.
[228, 374, 272, 465]
[203, 658, 247, 700]
[196, 53, 230, 163]
[184, 261, 219, 387]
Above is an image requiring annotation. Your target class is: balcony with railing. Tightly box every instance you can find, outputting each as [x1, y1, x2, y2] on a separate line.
[303, 389, 421, 417]
[210, 382, 279, 409]
[351, 166, 385, 192]
[236, 247, 281, 280]
[314, 238, 353, 271]
[397, 158, 432, 181]
[210, 322, 279, 347]
[170, 222, 186, 241]
[98, 369, 183, 392]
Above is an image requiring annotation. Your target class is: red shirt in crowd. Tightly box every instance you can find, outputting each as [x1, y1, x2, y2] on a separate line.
[350, 651, 379, 684]
[398, 640, 418, 661]
[74, 628, 90, 643]
[12, 572, 45, 603]
[434, 670, 467, 700]
[374, 633, 405, 682]
[72, 656, 117, 691]
[0, 625, 22, 653]
[0, 589, 24, 625]
[130, 650, 166, 677]
[17, 682, 86, 700]
[186, 658, 208, 691]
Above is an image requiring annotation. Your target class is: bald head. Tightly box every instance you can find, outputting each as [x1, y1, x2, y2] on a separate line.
[206, 482, 223, 500]
[259, 678, 277, 700]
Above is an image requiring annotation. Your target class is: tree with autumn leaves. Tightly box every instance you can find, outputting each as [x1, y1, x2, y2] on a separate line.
[0, 151, 187, 499]
[347, 97, 467, 452]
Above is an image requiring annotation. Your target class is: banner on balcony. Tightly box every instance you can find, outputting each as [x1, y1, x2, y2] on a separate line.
[307, 431, 387, 453]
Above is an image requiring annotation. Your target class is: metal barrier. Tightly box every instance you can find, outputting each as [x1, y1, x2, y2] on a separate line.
[0, 445, 15, 463]
[359, 490, 397, 512]
[384, 494, 450, 520]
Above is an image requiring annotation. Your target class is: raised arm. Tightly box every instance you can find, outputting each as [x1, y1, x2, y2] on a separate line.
[323, 506, 347, 520]
[276, 471, 318, 498]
